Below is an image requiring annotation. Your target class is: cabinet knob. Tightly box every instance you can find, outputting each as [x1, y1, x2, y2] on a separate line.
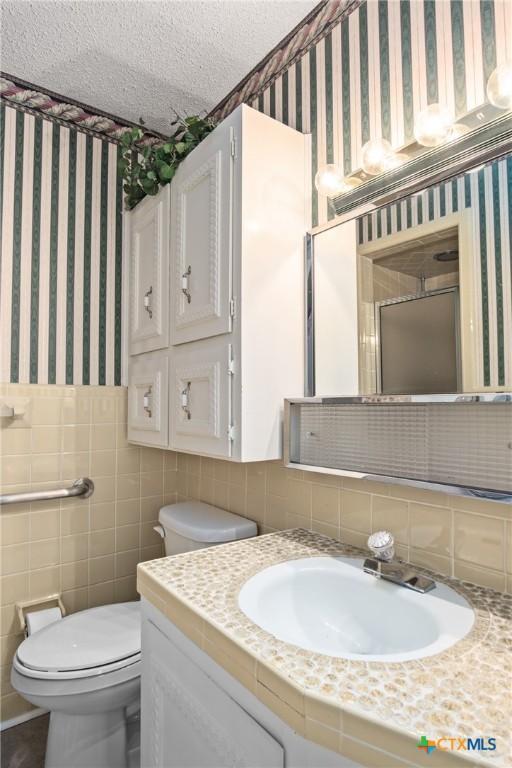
[143, 386, 153, 418]
[144, 286, 153, 319]
[181, 382, 191, 420]
[181, 266, 192, 304]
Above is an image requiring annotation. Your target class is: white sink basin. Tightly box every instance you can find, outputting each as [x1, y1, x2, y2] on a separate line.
[238, 557, 474, 662]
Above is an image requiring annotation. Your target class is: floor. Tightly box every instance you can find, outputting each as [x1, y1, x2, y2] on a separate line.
[1, 714, 49, 768]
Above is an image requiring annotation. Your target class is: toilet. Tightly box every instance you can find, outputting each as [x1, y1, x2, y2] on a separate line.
[11, 502, 257, 768]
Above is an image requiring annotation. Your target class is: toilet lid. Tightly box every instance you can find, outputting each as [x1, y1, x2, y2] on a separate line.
[17, 602, 140, 673]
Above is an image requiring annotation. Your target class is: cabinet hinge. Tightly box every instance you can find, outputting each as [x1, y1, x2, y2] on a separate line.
[227, 425, 235, 442]
[230, 137, 236, 158]
[229, 298, 236, 318]
[227, 358, 235, 376]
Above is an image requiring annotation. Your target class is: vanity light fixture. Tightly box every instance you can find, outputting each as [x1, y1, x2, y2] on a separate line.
[314, 164, 361, 197]
[414, 103, 454, 147]
[487, 61, 512, 110]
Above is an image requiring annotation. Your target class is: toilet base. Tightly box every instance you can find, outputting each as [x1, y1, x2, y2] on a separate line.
[46, 708, 129, 768]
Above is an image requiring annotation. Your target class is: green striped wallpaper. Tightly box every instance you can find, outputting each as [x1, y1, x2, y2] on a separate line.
[0, 104, 123, 386]
[356, 155, 512, 389]
[250, 0, 512, 228]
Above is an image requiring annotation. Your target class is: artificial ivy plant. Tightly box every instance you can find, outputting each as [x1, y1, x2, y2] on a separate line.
[119, 114, 216, 210]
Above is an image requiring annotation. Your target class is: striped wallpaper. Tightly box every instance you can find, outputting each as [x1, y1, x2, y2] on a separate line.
[248, 0, 512, 228]
[357, 154, 512, 389]
[0, 103, 123, 386]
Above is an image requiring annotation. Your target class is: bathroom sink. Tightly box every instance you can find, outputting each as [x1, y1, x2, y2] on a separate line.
[238, 557, 474, 662]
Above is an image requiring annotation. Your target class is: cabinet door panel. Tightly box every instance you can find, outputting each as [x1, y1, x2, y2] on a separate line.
[171, 127, 233, 345]
[170, 337, 232, 457]
[129, 187, 170, 355]
[142, 619, 284, 768]
[128, 352, 169, 447]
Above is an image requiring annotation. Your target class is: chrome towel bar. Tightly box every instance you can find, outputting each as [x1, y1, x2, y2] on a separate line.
[0, 477, 94, 506]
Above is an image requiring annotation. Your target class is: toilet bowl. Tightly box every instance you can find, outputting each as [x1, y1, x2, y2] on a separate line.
[11, 502, 257, 768]
[11, 602, 140, 768]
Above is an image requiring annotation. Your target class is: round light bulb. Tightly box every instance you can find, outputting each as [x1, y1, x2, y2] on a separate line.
[361, 138, 394, 175]
[487, 61, 512, 109]
[314, 164, 346, 197]
[414, 103, 454, 147]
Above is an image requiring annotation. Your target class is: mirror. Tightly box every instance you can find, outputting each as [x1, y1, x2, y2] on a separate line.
[311, 151, 512, 397]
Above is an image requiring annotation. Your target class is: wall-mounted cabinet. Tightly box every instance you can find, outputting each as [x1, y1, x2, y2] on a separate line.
[127, 104, 310, 461]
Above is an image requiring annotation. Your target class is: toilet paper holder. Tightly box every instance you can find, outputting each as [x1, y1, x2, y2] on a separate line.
[16, 594, 66, 635]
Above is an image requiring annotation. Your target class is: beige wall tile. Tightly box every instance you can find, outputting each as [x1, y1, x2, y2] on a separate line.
[116, 499, 140, 526]
[141, 471, 163, 498]
[90, 502, 115, 530]
[89, 529, 115, 558]
[90, 449, 116, 478]
[31, 398, 61, 425]
[30, 539, 60, 570]
[409, 503, 452, 556]
[372, 496, 409, 544]
[60, 505, 89, 536]
[140, 447, 164, 472]
[454, 511, 505, 570]
[1, 512, 29, 546]
[29, 566, 60, 598]
[92, 397, 116, 424]
[116, 474, 140, 501]
[61, 560, 88, 591]
[0, 430, 31, 456]
[30, 509, 60, 540]
[1, 455, 30, 486]
[32, 426, 61, 454]
[116, 524, 140, 552]
[89, 555, 115, 585]
[62, 533, 89, 563]
[1, 573, 29, 606]
[454, 561, 506, 592]
[1, 543, 29, 576]
[91, 424, 116, 450]
[61, 424, 90, 453]
[312, 484, 339, 526]
[340, 490, 371, 532]
[31, 453, 60, 483]
[117, 448, 140, 475]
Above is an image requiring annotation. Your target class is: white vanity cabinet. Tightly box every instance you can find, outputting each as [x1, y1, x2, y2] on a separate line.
[141, 600, 361, 768]
[127, 104, 309, 461]
[143, 618, 284, 768]
[128, 185, 170, 356]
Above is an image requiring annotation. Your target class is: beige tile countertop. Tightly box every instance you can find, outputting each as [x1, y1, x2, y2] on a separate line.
[137, 529, 512, 768]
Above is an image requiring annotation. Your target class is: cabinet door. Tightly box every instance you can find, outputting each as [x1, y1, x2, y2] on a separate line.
[128, 352, 169, 447]
[129, 186, 170, 355]
[142, 620, 284, 768]
[170, 337, 233, 458]
[170, 125, 233, 345]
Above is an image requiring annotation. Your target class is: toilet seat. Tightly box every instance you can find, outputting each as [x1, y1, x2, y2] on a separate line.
[14, 602, 140, 681]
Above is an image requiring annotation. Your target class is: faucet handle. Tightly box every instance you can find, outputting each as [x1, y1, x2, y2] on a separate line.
[367, 530, 395, 562]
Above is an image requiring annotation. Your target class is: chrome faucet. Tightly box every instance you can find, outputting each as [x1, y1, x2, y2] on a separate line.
[363, 531, 436, 593]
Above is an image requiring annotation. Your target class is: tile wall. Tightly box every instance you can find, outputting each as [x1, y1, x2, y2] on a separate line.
[175, 453, 512, 595]
[0, 384, 174, 722]
[2, 384, 511, 722]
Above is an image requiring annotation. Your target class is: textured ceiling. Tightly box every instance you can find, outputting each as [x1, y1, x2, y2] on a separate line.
[2, 0, 317, 135]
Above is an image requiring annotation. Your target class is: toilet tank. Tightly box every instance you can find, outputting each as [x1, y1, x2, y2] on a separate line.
[157, 501, 257, 556]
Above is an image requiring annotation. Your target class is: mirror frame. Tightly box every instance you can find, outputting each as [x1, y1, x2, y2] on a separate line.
[305, 115, 512, 397]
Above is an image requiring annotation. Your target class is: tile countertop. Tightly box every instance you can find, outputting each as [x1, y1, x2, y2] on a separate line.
[137, 529, 512, 768]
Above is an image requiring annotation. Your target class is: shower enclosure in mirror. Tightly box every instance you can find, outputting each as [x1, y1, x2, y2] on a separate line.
[308, 151, 512, 398]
